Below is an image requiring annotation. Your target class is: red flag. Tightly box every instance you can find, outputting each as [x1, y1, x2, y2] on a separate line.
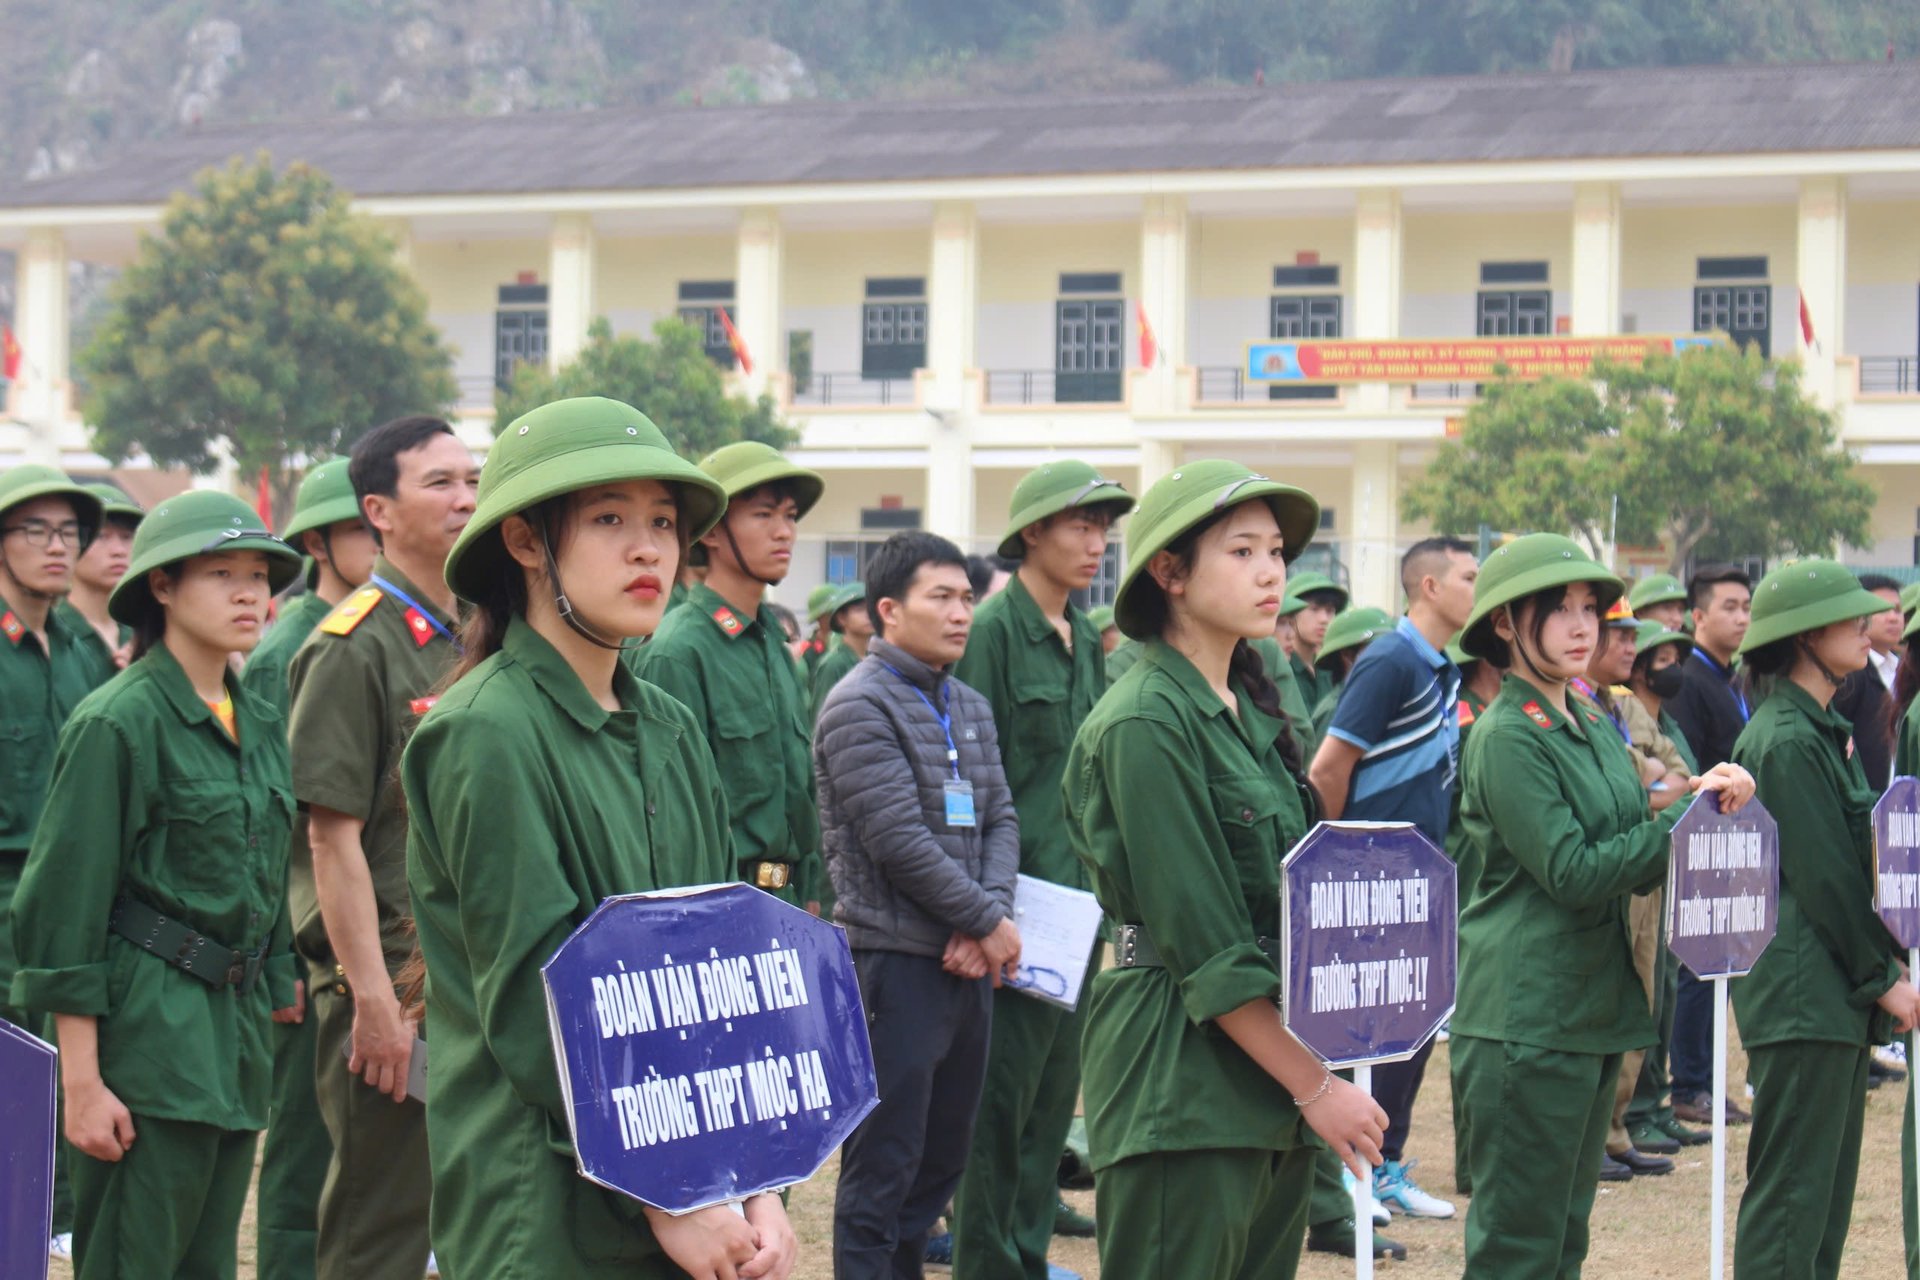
[2, 324, 20, 381]
[1799, 293, 1818, 351]
[1136, 300, 1159, 369]
[255, 466, 273, 527]
[716, 306, 753, 375]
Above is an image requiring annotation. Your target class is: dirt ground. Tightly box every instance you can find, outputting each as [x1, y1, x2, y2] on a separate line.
[48, 1035, 1914, 1279]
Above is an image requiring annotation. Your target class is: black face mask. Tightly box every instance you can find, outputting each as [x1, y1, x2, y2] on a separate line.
[1647, 664, 1686, 700]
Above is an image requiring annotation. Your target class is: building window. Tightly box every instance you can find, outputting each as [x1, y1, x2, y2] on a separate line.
[1054, 271, 1124, 403]
[677, 280, 738, 367]
[1694, 282, 1771, 357]
[862, 278, 927, 378]
[494, 283, 548, 390]
[1270, 289, 1341, 401]
[1476, 290, 1552, 337]
[1071, 542, 1123, 610]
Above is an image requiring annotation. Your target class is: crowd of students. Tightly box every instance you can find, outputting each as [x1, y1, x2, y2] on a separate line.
[3, 395, 1918, 1280]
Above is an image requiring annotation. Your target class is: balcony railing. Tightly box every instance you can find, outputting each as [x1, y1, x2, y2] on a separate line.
[1410, 382, 1480, 401]
[984, 370, 1123, 406]
[790, 372, 916, 407]
[1194, 367, 1340, 404]
[1860, 356, 1919, 395]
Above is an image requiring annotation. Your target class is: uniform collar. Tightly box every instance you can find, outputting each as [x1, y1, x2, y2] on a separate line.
[1143, 638, 1284, 752]
[1499, 673, 1595, 740]
[371, 555, 457, 628]
[1766, 677, 1855, 745]
[869, 636, 947, 692]
[142, 640, 258, 737]
[688, 582, 765, 642]
[502, 615, 625, 733]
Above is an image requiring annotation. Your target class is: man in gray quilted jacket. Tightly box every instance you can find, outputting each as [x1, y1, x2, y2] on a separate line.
[815, 529, 1021, 1280]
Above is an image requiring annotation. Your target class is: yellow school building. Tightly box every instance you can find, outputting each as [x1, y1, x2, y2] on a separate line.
[4, 60, 1919, 610]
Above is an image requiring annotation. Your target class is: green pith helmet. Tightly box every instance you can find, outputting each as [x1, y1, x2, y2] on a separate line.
[1627, 573, 1688, 612]
[697, 441, 824, 520]
[805, 583, 840, 624]
[84, 483, 144, 525]
[283, 458, 362, 542]
[996, 460, 1134, 560]
[0, 464, 103, 551]
[1634, 621, 1693, 666]
[1113, 459, 1319, 641]
[1444, 635, 1475, 666]
[1088, 605, 1116, 634]
[1739, 559, 1892, 656]
[107, 490, 302, 626]
[1459, 533, 1623, 661]
[1316, 606, 1395, 668]
[1903, 581, 1920, 618]
[1282, 570, 1349, 614]
[445, 397, 728, 605]
[824, 581, 867, 630]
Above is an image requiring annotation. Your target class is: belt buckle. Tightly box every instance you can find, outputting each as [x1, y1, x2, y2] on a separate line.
[757, 862, 790, 891]
[1116, 925, 1138, 967]
[233, 950, 265, 996]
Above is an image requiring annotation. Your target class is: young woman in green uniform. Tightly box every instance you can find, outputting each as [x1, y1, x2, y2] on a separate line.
[10, 489, 305, 1280]
[400, 396, 799, 1280]
[1729, 560, 1920, 1280]
[1451, 534, 1753, 1278]
[1065, 459, 1387, 1280]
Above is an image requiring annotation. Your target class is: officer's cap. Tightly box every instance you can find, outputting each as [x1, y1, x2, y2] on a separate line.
[1740, 559, 1891, 656]
[1603, 597, 1637, 629]
[1112, 460, 1318, 641]
[0, 464, 103, 552]
[1316, 606, 1395, 669]
[1459, 533, 1622, 661]
[1627, 574, 1688, 612]
[109, 490, 302, 626]
[996, 460, 1134, 561]
[446, 397, 728, 605]
[698, 441, 823, 520]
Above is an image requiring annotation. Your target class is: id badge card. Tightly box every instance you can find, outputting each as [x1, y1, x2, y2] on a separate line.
[944, 779, 977, 829]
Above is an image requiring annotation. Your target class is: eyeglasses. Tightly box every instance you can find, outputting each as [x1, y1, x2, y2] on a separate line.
[2, 520, 85, 549]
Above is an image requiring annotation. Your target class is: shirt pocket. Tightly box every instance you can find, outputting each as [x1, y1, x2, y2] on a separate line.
[0, 716, 38, 831]
[1009, 672, 1070, 757]
[1208, 774, 1286, 889]
[158, 777, 252, 902]
[708, 698, 778, 809]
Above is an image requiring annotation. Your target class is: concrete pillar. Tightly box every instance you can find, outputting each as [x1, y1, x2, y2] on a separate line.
[1351, 190, 1402, 414]
[1570, 182, 1622, 337]
[1135, 439, 1183, 494]
[547, 212, 597, 370]
[12, 228, 70, 462]
[926, 201, 979, 412]
[1796, 176, 1847, 408]
[1136, 194, 1189, 414]
[734, 206, 783, 399]
[924, 430, 977, 548]
[1347, 440, 1401, 612]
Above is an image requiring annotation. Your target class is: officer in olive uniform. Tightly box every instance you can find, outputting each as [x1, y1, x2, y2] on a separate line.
[12, 490, 304, 1280]
[1628, 573, 1691, 635]
[1731, 561, 1920, 1280]
[950, 460, 1133, 1280]
[808, 582, 869, 724]
[628, 442, 825, 909]
[1283, 570, 1347, 712]
[1452, 534, 1751, 1277]
[1067, 460, 1387, 1280]
[54, 484, 143, 688]
[288, 419, 477, 1280]
[245, 456, 373, 1280]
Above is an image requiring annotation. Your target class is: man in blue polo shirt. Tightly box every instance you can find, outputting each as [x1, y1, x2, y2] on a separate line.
[1309, 535, 1478, 1222]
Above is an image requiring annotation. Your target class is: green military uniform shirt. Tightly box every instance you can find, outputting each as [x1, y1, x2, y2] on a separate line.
[404, 618, 734, 1278]
[1290, 651, 1334, 719]
[10, 644, 296, 1129]
[242, 591, 335, 721]
[1444, 686, 1491, 868]
[809, 636, 859, 725]
[0, 601, 97, 853]
[286, 557, 459, 973]
[1732, 681, 1901, 1049]
[956, 575, 1105, 889]
[1252, 636, 1315, 745]
[627, 582, 822, 904]
[1310, 681, 1342, 747]
[1105, 637, 1141, 687]
[1066, 640, 1315, 1169]
[53, 599, 130, 691]
[1454, 675, 1688, 1054]
[1661, 707, 1699, 774]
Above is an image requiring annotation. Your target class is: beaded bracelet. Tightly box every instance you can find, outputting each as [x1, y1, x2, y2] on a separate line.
[1292, 1070, 1334, 1109]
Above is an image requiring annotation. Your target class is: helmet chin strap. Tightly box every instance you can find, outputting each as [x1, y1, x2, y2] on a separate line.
[717, 515, 781, 589]
[1798, 637, 1848, 688]
[1505, 607, 1558, 688]
[539, 525, 644, 653]
[0, 548, 60, 607]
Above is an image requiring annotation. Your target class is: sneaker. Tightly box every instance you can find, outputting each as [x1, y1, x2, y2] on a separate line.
[1627, 1121, 1680, 1155]
[1654, 1114, 1710, 1147]
[924, 1231, 953, 1273]
[1054, 1196, 1096, 1238]
[1306, 1222, 1407, 1261]
[1046, 1266, 1083, 1280]
[1871, 1047, 1908, 1082]
[50, 1234, 73, 1261]
[1373, 1158, 1456, 1219]
[1341, 1168, 1391, 1225]
[426, 1252, 440, 1278]
[1887, 1040, 1910, 1065]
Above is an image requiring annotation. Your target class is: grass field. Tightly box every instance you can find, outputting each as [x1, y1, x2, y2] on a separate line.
[49, 1035, 1915, 1278]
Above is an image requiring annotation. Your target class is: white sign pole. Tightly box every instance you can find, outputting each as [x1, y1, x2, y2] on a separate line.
[1353, 1063, 1375, 1280]
[1711, 975, 1729, 1280]
[1910, 947, 1919, 1224]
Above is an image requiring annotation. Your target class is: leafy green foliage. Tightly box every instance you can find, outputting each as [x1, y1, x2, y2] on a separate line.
[494, 317, 796, 458]
[1402, 344, 1874, 572]
[76, 155, 456, 517]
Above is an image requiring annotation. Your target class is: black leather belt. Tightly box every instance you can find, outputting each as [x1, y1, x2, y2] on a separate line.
[1112, 923, 1282, 970]
[109, 897, 267, 995]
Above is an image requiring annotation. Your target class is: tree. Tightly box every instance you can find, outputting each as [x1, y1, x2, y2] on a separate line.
[1402, 343, 1874, 573]
[77, 154, 456, 521]
[495, 316, 797, 457]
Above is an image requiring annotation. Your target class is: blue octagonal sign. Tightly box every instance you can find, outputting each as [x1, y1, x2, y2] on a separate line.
[1665, 793, 1779, 979]
[542, 882, 878, 1213]
[1282, 822, 1458, 1068]
[1875, 776, 1920, 950]
[0, 1018, 55, 1280]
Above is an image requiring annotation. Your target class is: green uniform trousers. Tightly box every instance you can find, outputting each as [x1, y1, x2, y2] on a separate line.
[1735, 1041, 1869, 1280]
[1450, 1051, 1473, 1195]
[1093, 1145, 1313, 1280]
[952, 983, 1086, 1280]
[259, 1010, 333, 1280]
[1306, 1069, 1357, 1225]
[1626, 942, 1683, 1133]
[70, 1115, 257, 1280]
[1453, 1035, 1621, 1278]
[312, 983, 432, 1280]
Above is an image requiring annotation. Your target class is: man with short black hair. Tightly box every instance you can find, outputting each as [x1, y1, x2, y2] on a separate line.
[1832, 572, 1903, 790]
[816, 530, 1020, 1280]
[1665, 562, 1754, 1127]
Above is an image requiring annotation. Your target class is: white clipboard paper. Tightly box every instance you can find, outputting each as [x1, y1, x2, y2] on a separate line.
[1005, 874, 1104, 1011]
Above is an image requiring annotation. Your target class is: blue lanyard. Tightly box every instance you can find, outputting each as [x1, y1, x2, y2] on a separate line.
[883, 663, 961, 780]
[1692, 646, 1748, 721]
[370, 573, 462, 653]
